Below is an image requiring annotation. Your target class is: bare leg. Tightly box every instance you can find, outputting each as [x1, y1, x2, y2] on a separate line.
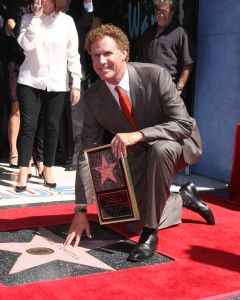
[28, 160, 32, 177]
[16, 166, 28, 187]
[43, 166, 55, 184]
[8, 101, 20, 166]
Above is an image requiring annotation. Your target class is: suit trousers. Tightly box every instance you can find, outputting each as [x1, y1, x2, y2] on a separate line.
[125, 140, 188, 235]
[17, 84, 65, 167]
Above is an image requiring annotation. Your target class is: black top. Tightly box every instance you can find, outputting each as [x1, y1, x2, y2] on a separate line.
[138, 20, 195, 83]
[0, 1, 7, 73]
[67, 0, 93, 80]
[6, 6, 27, 69]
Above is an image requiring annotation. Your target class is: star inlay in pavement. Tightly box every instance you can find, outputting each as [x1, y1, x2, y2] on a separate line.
[0, 227, 121, 274]
[93, 154, 117, 186]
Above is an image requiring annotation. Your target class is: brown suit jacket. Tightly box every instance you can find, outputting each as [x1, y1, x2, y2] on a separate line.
[75, 62, 202, 205]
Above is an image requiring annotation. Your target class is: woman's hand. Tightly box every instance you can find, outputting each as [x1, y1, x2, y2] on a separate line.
[32, 0, 45, 18]
[5, 19, 16, 36]
[70, 88, 81, 106]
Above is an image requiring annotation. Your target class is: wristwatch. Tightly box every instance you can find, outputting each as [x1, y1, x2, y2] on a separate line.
[176, 84, 183, 91]
[74, 206, 87, 214]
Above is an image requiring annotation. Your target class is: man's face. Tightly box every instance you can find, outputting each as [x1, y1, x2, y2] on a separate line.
[155, 4, 174, 30]
[91, 36, 127, 85]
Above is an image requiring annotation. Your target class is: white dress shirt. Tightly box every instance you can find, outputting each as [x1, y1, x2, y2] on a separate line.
[106, 68, 132, 106]
[17, 12, 82, 92]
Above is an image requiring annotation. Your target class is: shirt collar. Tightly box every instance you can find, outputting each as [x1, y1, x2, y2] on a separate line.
[43, 11, 57, 21]
[155, 19, 178, 36]
[105, 67, 129, 94]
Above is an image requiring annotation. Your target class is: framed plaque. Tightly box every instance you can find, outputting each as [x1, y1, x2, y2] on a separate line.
[84, 144, 140, 225]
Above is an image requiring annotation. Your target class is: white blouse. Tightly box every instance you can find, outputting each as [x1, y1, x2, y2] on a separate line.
[17, 11, 82, 92]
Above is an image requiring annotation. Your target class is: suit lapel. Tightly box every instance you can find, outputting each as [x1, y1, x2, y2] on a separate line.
[127, 64, 146, 130]
[97, 65, 146, 132]
[98, 80, 136, 132]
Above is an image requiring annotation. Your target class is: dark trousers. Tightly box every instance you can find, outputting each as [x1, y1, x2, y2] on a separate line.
[58, 88, 84, 164]
[33, 106, 44, 162]
[58, 92, 74, 163]
[17, 84, 65, 167]
[71, 94, 83, 163]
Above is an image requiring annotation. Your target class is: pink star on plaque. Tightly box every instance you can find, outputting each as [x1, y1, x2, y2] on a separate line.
[93, 154, 117, 186]
[0, 227, 119, 274]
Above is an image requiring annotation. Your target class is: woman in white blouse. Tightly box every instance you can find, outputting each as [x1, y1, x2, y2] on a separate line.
[15, 0, 82, 192]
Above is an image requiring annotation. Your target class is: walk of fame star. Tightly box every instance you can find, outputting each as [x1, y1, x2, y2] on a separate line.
[0, 227, 121, 274]
[93, 154, 117, 186]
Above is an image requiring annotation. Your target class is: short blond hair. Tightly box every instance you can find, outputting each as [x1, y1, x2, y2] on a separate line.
[86, 24, 130, 62]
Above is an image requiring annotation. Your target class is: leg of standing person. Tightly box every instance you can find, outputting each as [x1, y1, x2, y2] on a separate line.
[0, 65, 9, 159]
[58, 91, 74, 166]
[16, 84, 41, 191]
[7, 61, 20, 168]
[8, 101, 20, 166]
[33, 105, 44, 178]
[41, 89, 65, 187]
[65, 89, 84, 171]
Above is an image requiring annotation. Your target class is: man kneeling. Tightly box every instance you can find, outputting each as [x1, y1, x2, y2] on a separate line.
[64, 24, 215, 262]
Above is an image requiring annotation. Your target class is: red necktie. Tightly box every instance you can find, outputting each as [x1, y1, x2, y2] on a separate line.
[115, 86, 138, 131]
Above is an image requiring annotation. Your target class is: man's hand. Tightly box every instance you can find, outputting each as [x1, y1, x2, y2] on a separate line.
[70, 88, 81, 106]
[111, 132, 146, 159]
[32, 0, 45, 18]
[64, 213, 92, 247]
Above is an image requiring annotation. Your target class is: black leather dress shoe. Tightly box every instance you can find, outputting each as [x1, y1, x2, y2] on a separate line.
[65, 162, 77, 171]
[180, 182, 215, 225]
[127, 227, 159, 262]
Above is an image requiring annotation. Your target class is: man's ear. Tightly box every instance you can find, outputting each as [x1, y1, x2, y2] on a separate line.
[122, 49, 128, 60]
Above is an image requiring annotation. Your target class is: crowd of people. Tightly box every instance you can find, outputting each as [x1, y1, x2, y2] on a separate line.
[0, 0, 93, 189]
[0, 0, 215, 262]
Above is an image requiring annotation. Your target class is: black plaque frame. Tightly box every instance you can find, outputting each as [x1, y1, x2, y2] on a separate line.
[84, 144, 140, 225]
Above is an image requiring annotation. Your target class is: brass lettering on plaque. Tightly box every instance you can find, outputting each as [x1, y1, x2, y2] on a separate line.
[26, 247, 54, 255]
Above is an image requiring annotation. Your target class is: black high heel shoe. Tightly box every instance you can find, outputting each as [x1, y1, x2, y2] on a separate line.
[44, 179, 57, 189]
[15, 171, 30, 192]
[9, 156, 18, 168]
[42, 172, 56, 188]
[15, 177, 28, 193]
[15, 185, 27, 192]
[34, 163, 44, 179]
